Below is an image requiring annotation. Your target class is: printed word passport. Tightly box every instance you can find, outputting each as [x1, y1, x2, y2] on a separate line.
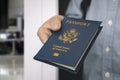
[34, 17, 102, 73]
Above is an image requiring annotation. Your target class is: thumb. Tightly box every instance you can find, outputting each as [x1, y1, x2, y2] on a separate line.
[48, 15, 64, 31]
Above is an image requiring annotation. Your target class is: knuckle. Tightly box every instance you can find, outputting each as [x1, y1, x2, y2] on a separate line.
[37, 27, 43, 36]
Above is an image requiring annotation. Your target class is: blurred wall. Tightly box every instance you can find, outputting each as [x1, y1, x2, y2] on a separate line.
[8, 0, 23, 19]
[24, 0, 58, 80]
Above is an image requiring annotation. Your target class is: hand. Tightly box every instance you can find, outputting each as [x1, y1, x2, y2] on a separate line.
[37, 15, 64, 44]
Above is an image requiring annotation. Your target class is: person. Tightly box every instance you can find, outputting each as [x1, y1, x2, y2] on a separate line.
[37, 0, 120, 80]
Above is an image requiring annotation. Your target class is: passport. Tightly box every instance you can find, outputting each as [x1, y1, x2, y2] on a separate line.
[34, 17, 102, 73]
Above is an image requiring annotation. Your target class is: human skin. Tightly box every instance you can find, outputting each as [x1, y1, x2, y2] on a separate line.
[37, 15, 64, 43]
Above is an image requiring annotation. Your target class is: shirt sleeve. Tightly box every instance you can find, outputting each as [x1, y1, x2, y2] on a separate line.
[65, 0, 83, 18]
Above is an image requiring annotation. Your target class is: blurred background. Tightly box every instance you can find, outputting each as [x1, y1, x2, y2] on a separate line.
[0, 0, 24, 80]
[0, 0, 70, 80]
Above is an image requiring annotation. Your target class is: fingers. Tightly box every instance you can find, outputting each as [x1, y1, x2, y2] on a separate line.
[37, 15, 64, 44]
[43, 15, 64, 31]
[37, 27, 52, 44]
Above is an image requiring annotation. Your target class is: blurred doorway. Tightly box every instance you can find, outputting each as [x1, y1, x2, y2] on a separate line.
[0, 0, 24, 80]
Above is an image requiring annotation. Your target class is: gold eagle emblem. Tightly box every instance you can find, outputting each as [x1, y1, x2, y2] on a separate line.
[58, 28, 79, 43]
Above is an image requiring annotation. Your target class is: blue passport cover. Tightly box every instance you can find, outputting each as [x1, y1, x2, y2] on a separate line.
[34, 17, 102, 73]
